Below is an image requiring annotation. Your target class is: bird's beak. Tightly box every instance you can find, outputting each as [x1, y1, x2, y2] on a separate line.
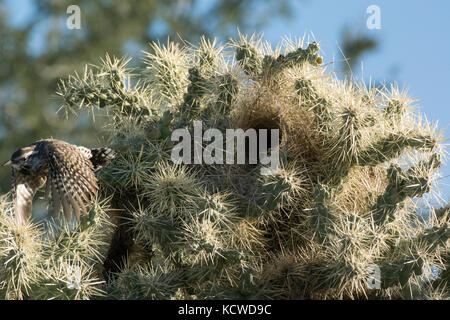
[2, 160, 12, 166]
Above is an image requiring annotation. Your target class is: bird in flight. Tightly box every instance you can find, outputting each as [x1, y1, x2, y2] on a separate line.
[3, 139, 116, 225]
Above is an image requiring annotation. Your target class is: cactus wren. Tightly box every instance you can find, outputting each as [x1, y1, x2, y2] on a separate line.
[3, 139, 116, 225]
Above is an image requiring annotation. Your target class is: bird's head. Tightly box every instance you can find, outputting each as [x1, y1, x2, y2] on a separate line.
[3, 146, 37, 169]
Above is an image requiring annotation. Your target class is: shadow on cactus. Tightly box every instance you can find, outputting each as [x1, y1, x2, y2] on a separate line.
[1, 34, 448, 300]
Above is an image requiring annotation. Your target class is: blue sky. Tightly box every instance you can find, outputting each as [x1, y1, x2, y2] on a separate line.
[3, 0, 450, 202]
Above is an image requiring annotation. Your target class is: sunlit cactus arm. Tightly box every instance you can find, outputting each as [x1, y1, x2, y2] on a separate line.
[214, 73, 239, 116]
[256, 164, 307, 213]
[378, 223, 448, 291]
[0, 219, 44, 299]
[56, 54, 152, 122]
[358, 133, 437, 166]
[143, 41, 189, 106]
[29, 257, 105, 300]
[263, 41, 323, 75]
[179, 66, 207, 122]
[233, 34, 323, 79]
[295, 78, 333, 133]
[372, 154, 441, 226]
[233, 36, 263, 76]
[106, 263, 182, 300]
[309, 184, 337, 242]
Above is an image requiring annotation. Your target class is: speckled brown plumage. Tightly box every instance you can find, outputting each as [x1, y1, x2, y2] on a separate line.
[3, 139, 116, 224]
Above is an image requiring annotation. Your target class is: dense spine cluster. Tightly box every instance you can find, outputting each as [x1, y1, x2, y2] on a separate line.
[0, 34, 448, 300]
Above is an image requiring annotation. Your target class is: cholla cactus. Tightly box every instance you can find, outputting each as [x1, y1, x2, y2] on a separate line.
[1, 34, 448, 300]
[0, 194, 113, 300]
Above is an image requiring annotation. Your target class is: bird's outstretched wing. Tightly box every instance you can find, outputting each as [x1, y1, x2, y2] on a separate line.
[13, 168, 47, 225]
[45, 141, 99, 222]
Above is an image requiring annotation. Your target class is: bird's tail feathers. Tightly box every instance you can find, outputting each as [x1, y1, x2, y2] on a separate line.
[89, 148, 118, 172]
